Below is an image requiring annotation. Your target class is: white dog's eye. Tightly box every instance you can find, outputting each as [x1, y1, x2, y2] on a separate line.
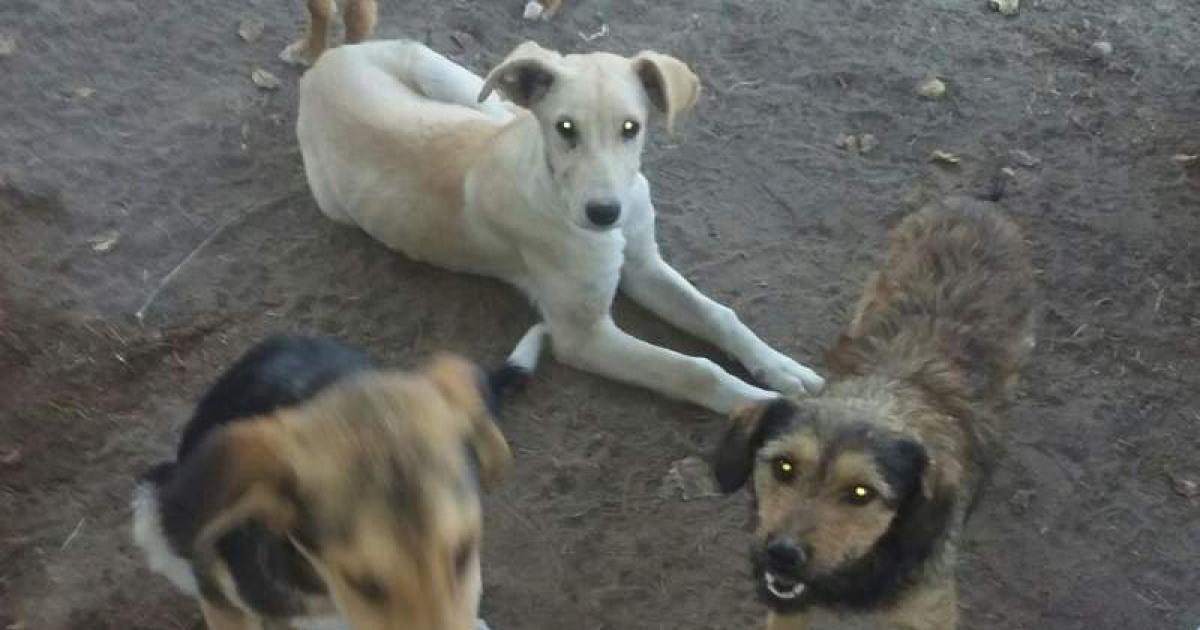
[555, 118, 579, 144]
[621, 119, 640, 139]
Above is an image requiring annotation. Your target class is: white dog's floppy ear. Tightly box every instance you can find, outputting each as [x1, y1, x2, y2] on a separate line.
[478, 41, 562, 108]
[631, 51, 701, 133]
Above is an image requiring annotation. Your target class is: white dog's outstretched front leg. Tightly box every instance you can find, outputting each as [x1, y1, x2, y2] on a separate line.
[621, 217, 824, 396]
[549, 317, 776, 414]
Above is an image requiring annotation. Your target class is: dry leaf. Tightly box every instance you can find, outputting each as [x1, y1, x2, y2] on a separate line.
[931, 150, 961, 164]
[238, 17, 266, 43]
[251, 68, 281, 90]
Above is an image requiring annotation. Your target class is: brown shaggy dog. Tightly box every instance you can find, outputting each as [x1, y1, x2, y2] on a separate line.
[714, 196, 1037, 629]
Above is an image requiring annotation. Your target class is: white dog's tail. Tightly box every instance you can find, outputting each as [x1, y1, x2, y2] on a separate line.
[396, 41, 513, 122]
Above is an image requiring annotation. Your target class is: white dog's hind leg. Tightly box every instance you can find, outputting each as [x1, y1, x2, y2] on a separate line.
[549, 318, 775, 415]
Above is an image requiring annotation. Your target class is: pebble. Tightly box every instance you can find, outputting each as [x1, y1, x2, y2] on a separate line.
[251, 68, 281, 90]
[917, 75, 947, 99]
[1089, 41, 1114, 60]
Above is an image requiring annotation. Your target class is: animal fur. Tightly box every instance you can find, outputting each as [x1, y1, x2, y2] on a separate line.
[132, 336, 521, 630]
[297, 40, 824, 415]
[714, 196, 1037, 629]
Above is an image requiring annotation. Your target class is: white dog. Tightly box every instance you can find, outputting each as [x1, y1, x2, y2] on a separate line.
[297, 40, 824, 414]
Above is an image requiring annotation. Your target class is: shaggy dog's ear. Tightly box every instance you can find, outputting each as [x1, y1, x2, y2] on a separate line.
[887, 441, 956, 565]
[712, 399, 795, 493]
[630, 51, 700, 134]
[478, 41, 563, 108]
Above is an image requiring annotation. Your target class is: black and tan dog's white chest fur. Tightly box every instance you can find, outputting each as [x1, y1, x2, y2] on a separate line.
[715, 197, 1037, 629]
[132, 336, 521, 630]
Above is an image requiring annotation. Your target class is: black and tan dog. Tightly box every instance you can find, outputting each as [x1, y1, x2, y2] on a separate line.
[714, 197, 1037, 629]
[132, 336, 526, 630]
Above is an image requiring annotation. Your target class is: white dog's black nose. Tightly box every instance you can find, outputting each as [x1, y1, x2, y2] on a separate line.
[585, 202, 621, 227]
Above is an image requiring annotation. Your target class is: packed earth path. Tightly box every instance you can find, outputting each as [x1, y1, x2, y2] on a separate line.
[1, 0, 1198, 628]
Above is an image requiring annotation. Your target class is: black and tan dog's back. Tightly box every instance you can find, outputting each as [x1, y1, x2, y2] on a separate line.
[716, 197, 1036, 630]
[133, 336, 521, 630]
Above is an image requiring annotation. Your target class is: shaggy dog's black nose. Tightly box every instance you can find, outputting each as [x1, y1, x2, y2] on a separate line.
[585, 202, 621, 227]
[765, 536, 808, 572]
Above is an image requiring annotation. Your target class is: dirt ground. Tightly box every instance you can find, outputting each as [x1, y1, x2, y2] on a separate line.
[1, 0, 1198, 628]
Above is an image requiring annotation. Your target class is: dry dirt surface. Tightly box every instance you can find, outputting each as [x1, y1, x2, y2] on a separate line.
[2, 0, 1198, 628]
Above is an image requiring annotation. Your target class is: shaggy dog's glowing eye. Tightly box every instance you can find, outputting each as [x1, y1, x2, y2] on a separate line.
[846, 484, 877, 506]
[772, 457, 796, 482]
[621, 119, 640, 139]
[555, 118, 578, 142]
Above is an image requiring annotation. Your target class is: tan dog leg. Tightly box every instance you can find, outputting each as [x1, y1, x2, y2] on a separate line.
[766, 611, 807, 630]
[200, 600, 262, 630]
[343, 0, 377, 43]
[280, 0, 335, 66]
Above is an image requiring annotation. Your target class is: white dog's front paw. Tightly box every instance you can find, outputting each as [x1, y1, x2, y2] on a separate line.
[475, 619, 492, 630]
[754, 352, 825, 396]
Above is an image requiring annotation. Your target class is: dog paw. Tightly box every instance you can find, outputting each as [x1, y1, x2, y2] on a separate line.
[754, 352, 825, 396]
[522, 0, 545, 20]
[279, 39, 315, 67]
[474, 620, 492, 630]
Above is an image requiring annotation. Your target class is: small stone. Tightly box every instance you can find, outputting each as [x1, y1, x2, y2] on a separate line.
[1171, 153, 1198, 165]
[1000, 166, 1018, 179]
[858, 133, 879, 155]
[1009, 149, 1040, 168]
[659, 456, 721, 501]
[1169, 473, 1199, 498]
[930, 149, 961, 165]
[73, 86, 96, 100]
[1089, 41, 1114, 60]
[835, 133, 858, 151]
[0, 34, 15, 58]
[238, 17, 266, 43]
[90, 231, 119, 252]
[988, 0, 1020, 16]
[251, 68, 281, 90]
[917, 75, 947, 99]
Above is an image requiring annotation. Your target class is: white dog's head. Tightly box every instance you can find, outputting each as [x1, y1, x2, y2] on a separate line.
[479, 42, 700, 231]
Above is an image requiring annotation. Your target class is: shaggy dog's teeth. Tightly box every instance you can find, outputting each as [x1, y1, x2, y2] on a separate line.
[765, 572, 805, 599]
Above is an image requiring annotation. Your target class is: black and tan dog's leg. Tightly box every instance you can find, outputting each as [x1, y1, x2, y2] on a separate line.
[280, 0, 335, 66]
[342, 0, 377, 44]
